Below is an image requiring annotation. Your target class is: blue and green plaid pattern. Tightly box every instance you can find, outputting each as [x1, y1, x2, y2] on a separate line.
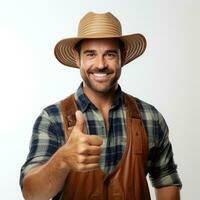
[20, 84, 182, 190]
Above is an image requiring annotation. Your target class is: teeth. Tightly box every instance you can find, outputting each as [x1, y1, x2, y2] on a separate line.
[93, 73, 107, 77]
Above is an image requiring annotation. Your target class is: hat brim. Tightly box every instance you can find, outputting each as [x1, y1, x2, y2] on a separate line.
[54, 33, 146, 68]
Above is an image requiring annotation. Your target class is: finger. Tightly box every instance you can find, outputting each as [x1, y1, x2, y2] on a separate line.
[84, 163, 100, 171]
[78, 155, 101, 164]
[76, 163, 100, 172]
[74, 110, 85, 132]
[78, 145, 102, 155]
[87, 145, 102, 155]
[87, 135, 103, 146]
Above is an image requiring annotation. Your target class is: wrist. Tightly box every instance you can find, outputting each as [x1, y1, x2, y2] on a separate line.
[51, 145, 71, 172]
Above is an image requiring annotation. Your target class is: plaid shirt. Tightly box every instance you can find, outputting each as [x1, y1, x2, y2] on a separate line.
[20, 84, 182, 191]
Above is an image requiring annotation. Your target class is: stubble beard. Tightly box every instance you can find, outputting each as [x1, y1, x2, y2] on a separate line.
[80, 66, 121, 95]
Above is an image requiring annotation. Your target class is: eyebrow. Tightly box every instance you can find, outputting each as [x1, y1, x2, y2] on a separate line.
[82, 49, 119, 54]
[83, 50, 96, 54]
[105, 50, 118, 54]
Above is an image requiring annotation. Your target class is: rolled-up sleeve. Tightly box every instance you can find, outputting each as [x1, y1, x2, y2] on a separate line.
[20, 104, 64, 188]
[148, 111, 182, 188]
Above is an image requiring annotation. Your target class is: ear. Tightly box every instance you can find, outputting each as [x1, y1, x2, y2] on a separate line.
[121, 49, 126, 66]
[73, 49, 80, 68]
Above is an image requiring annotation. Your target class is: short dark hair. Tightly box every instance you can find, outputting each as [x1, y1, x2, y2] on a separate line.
[74, 40, 83, 54]
[74, 38, 125, 55]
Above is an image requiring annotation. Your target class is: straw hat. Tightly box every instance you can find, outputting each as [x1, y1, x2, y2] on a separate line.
[54, 12, 146, 68]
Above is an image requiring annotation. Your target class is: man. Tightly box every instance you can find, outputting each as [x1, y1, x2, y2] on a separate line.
[20, 12, 182, 200]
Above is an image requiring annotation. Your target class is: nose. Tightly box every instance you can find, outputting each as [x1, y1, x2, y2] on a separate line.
[96, 55, 107, 69]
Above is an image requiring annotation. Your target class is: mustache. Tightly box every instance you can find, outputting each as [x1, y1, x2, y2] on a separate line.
[89, 68, 113, 74]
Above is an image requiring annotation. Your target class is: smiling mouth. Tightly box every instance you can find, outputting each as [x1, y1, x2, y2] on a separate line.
[93, 73, 108, 77]
[90, 73, 111, 81]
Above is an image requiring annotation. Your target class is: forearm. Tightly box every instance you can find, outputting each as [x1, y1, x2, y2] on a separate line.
[22, 111, 102, 200]
[155, 186, 180, 200]
[22, 148, 69, 200]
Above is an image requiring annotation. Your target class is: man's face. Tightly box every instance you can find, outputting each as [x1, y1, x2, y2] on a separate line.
[75, 38, 123, 95]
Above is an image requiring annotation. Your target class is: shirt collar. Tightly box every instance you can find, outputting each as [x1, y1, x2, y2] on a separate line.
[75, 83, 123, 113]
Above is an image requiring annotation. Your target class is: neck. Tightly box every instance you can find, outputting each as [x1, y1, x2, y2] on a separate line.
[82, 85, 118, 111]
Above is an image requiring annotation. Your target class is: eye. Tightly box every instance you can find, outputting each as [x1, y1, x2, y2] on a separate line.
[106, 52, 117, 59]
[86, 52, 95, 58]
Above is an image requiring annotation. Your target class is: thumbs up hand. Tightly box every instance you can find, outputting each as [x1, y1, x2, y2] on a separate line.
[60, 110, 103, 172]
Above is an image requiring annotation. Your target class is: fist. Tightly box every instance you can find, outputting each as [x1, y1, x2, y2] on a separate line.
[61, 110, 103, 172]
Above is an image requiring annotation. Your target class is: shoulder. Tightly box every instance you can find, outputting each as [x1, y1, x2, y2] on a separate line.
[32, 101, 65, 143]
[126, 94, 169, 145]
[135, 96, 168, 129]
[34, 102, 63, 129]
[125, 93, 162, 121]
[134, 97, 161, 121]
[43, 102, 61, 117]
[39, 93, 76, 124]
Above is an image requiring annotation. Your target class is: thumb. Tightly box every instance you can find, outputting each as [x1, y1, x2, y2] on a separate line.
[74, 110, 85, 132]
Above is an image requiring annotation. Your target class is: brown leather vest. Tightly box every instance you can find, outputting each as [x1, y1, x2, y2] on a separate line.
[59, 93, 151, 200]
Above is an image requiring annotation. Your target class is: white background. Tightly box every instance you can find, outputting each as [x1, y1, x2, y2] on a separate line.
[0, 0, 199, 199]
